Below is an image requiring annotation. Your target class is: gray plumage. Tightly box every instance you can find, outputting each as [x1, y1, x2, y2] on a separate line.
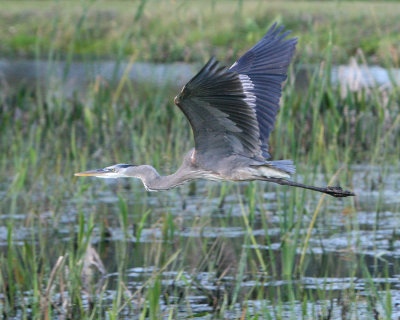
[75, 24, 354, 198]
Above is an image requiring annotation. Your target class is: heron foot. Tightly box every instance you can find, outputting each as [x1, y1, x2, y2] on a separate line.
[325, 186, 355, 198]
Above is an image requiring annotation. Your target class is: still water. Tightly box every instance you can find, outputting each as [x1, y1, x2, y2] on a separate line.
[1, 165, 400, 319]
[1, 58, 400, 96]
[1, 58, 400, 318]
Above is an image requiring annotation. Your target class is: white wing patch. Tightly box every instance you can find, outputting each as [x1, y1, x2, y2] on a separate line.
[238, 74, 256, 108]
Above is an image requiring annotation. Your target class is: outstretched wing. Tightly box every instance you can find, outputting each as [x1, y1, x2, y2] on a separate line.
[230, 23, 297, 158]
[174, 24, 297, 165]
[175, 58, 263, 164]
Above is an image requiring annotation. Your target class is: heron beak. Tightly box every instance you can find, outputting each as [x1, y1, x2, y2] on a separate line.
[74, 168, 108, 177]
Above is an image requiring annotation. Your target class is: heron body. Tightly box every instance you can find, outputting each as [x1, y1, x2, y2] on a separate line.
[76, 24, 354, 198]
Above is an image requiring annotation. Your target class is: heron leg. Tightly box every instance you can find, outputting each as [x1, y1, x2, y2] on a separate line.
[265, 178, 355, 198]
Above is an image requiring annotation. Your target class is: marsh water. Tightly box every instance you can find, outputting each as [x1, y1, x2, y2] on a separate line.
[1, 58, 400, 319]
[1, 164, 400, 319]
[1, 59, 400, 95]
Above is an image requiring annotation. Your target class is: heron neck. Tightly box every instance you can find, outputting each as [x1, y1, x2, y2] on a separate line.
[151, 173, 191, 191]
[127, 165, 191, 191]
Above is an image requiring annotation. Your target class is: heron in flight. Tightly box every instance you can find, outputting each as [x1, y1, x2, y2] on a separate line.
[75, 24, 354, 198]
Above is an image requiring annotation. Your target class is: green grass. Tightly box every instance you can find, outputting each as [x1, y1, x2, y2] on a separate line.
[1, 1, 400, 319]
[1, 1, 400, 65]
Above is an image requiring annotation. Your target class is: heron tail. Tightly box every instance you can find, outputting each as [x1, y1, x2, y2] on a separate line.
[266, 160, 296, 175]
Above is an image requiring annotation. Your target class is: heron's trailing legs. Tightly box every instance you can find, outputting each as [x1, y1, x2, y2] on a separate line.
[265, 178, 355, 198]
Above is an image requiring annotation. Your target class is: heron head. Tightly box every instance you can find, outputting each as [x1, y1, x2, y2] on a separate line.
[74, 164, 136, 179]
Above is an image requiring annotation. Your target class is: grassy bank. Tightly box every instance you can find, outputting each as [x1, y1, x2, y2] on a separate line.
[1, 1, 400, 65]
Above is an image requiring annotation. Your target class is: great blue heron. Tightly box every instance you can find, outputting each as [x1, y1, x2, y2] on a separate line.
[75, 24, 354, 198]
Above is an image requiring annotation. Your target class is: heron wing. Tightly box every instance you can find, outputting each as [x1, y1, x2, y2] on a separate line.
[174, 24, 297, 165]
[230, 23, 298, 158]
[175, 57, 263, 164]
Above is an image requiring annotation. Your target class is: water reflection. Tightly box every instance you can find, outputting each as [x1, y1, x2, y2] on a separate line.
[1, 165, 399, 318]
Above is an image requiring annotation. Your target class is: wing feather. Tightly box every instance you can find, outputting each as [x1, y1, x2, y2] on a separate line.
[174, 23, 297, 166]
[175, 58, 263, 165]
[230, 23, 298, 157]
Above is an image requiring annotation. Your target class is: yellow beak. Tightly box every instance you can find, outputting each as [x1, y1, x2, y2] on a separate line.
[74, 169, 107, 177]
